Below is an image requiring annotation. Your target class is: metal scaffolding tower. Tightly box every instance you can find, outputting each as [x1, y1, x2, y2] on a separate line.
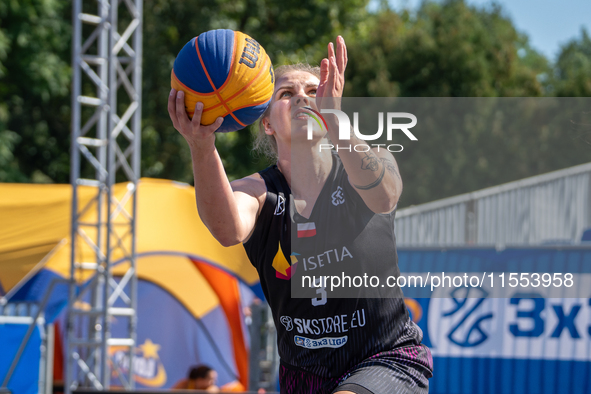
[66, 0, 142, 392]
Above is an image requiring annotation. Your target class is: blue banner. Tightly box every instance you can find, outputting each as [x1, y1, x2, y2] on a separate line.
[400, 248, 591, 394]
[0, 323, 41, 394]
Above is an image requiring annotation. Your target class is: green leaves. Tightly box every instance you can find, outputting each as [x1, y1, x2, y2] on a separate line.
[140, 0, 368, 182]
[342, 2, 588, 206]
[1, 0, 589, 206]
[0, 0, 71, 183]
[346, 1, 548, 98]
[553, 28, 591, 97]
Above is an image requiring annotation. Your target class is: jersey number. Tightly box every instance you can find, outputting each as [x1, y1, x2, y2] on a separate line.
[311, 277, 327, 306]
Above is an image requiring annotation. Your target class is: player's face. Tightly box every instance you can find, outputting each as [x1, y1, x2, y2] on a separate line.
[263, 71, 321, 147]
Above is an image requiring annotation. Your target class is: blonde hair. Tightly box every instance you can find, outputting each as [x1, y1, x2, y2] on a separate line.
[253, 64, 321, 160]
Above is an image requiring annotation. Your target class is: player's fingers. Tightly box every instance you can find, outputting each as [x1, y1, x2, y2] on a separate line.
[328, 41, 336, 64]
[320, 58, 330, 85]
[332, 55, 344, 95]
[338, 36, 348, 73]
[201, 117, 224, 134]
[327, 52, 337, 88]
[191, 102, 204, 129]
[175, 90, 191, 130]
[168, 89, 180, 129]
[336, 36, 345, 71]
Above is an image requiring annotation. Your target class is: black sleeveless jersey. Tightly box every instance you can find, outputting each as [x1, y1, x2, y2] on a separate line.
[243, 153, 423, 379]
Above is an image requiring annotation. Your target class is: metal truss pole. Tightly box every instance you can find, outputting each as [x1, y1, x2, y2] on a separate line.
[66, 0, 142, 392]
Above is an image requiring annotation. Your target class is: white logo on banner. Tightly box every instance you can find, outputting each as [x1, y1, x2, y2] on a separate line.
[427, 284, 591, 361]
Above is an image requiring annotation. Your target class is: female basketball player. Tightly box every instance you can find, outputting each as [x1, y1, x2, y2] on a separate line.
[168, 36, 433, 394]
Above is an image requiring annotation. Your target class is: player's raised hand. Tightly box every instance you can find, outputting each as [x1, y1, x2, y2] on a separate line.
[316, 35, 348, 111]
[168, 89, 224, 147]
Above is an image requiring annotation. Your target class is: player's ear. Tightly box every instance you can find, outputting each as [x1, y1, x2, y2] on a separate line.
[262, 117, 274, 136]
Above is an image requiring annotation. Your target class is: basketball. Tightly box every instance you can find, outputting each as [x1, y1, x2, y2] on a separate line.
[171, 29, 275, 133]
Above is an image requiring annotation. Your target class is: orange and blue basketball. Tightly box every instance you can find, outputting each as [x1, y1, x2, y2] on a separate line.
[171, 29, 275, 133]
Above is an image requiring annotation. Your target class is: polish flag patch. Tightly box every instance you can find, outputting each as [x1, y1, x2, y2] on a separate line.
[297, 222, 316, 238]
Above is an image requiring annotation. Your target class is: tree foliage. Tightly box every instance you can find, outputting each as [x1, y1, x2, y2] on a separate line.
[342, 1, 590, 206]
[1, 0, 590, 209]
[0, 0, 71, 182]
[345, 1, 549, 97]
[140, 0, 368, 183]
[552, 28, 591, 97]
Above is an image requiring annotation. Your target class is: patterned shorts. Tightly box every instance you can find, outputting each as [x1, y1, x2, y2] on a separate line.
[279, 343, 433, 394]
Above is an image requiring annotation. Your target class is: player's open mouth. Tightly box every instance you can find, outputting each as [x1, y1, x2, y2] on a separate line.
[293, 108, 313, 120]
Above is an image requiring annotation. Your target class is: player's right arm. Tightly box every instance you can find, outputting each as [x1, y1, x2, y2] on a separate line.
[168, 89, 265, 246]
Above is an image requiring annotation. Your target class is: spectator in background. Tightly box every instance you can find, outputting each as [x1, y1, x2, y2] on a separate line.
[172, 365, 219, 392]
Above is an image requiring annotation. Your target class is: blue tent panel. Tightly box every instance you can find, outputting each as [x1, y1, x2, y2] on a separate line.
[10, 269, 68, 323]
[0, 323, 41, 394]
[109, 279, 240, 389]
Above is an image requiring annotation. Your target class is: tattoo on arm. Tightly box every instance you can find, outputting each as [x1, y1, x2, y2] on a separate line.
[353, 164, 385, 190]
[353, 154, 401, 190]
[354, 152, 383, 190]
[360, 152, 379, 171]
[379, 158, 401, 181]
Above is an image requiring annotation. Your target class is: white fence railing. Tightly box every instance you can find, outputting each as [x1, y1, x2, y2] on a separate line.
[396, 162, 591, 247]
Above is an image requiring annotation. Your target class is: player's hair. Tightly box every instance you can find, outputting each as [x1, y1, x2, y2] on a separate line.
[189, 365, 213, 380]
[254, 63, 321, 160]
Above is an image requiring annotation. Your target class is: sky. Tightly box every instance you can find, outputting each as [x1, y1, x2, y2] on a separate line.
[370, 0, 591, 62]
